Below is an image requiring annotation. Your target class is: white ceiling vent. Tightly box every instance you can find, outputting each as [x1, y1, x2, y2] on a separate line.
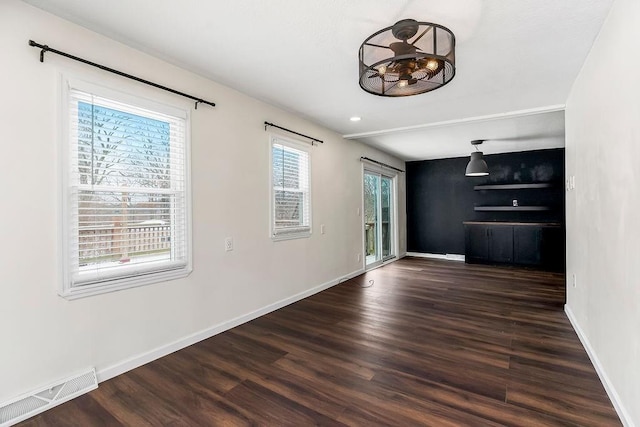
[0, 369, 97, 426]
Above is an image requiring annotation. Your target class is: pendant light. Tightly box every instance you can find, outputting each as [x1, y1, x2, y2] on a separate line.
[465, 140, 489, 177]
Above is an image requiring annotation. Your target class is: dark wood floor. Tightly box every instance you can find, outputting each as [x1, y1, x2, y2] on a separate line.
[22, 257, 620, 426]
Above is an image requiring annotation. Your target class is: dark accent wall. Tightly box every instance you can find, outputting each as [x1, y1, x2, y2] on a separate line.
[406, 148, 565, 254]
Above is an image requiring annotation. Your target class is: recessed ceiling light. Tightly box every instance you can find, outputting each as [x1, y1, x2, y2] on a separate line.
[350, 116, 361, 122]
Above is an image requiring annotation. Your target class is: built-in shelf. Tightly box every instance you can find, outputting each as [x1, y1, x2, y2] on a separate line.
[474, 206, 551, 212]
[474, 183, 554, 190]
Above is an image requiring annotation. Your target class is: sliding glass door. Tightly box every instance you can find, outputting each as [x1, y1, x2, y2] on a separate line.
[364, 171, 395, 268]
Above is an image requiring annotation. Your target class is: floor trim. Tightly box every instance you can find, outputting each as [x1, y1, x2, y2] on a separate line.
[97, 267, 365, 383]
[564, 305, 634, 427]
[405, 252, 465, 262]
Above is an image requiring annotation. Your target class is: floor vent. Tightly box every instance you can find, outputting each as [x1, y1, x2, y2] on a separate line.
[445, 254, 465, 262]
[0, 369, 97, 426]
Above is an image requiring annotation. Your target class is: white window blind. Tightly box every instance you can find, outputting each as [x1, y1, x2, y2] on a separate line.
[62, 82, 190, 297]
[270, 136, 311, 239]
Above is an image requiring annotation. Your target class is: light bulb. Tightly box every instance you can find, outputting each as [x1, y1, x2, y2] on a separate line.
[398, 80, 408, 88]
[378, 65, 387, 75]
[426, 59, 439, 71]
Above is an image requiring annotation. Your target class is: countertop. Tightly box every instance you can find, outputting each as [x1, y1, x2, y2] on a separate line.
[463, 221, 562, 227]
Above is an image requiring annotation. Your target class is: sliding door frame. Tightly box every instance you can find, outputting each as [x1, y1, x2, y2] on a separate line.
[362, 164, 398, 270]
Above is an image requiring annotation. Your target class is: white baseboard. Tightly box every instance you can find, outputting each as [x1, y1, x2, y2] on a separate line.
[564, 305, 634, 427]
[97, 267, 365, 382]
[337, 267, 366, 284]
[405, 252, 465, 262]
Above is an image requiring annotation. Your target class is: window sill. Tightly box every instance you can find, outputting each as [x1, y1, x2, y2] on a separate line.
[271, 231, 312, 242]
[59, 266, 192, 300]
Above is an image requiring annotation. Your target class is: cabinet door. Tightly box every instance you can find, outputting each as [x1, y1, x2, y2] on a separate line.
[514, 226, 541, 265]
[465, 225, 489, 263]
[489, 226, 513, 263]
[540, 226, 565, 271]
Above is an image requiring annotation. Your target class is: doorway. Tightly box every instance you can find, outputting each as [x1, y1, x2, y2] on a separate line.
[364, 170, 395, 268]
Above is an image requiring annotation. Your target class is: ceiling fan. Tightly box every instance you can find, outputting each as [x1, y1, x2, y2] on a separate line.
[359, 19, 456, 97]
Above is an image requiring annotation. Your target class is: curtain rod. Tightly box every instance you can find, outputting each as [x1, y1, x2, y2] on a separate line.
[361, 157, 404, 173]
[264, 121, 323, 145]
[28, 40, 216, 109]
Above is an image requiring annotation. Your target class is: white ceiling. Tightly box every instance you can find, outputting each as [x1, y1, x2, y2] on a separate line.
[24, 0, 613, 160]
[350, 108, 566, 161]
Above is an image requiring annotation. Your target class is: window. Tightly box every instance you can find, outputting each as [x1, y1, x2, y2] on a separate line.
[270, 135, 311, 240]
[60, 77, 191, 298]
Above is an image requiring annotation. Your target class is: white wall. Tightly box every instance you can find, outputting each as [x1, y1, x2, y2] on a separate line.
[565, 0, 640, 424]
[0, 1, 406, 403]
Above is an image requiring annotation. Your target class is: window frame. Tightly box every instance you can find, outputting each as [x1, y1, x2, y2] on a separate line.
[269, 134, 312, 241]
[59, 75, 192, 299]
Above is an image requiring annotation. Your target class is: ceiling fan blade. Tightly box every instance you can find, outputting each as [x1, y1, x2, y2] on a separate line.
[383, 61, 402, 74]
[369, 61, 399, 80]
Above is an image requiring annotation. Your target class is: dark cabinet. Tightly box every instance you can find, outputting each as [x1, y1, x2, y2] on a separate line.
[464, 224, 513, 264]
[464, 222, 564, 271]
[540, 226, 565, 271]
[514, 226, 541, 265]
[465, 224, 489, 263]
[489, 226, 514, 263]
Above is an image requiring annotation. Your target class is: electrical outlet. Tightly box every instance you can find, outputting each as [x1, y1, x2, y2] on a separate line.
[225, 237, 233, 252]
[320, 224, 326, 234]
[357, 253, 361, 262]
[572, 273, 577, 288]
[566, 176, 576, 191]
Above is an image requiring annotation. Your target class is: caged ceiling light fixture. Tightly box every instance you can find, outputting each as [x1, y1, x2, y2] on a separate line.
[465, 140, 489, 177]
[358, 19, 456, 97]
